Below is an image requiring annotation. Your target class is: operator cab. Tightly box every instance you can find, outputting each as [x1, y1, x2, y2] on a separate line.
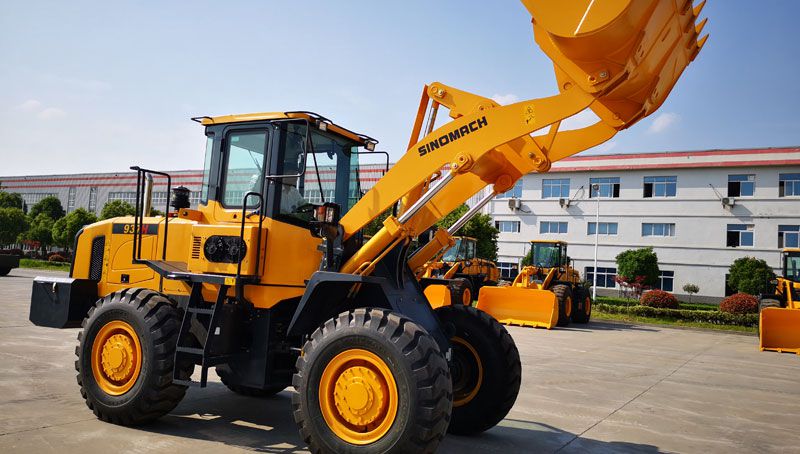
[195, 112, 377, 230]
[531, 240, 567, 269]
[441, 237, 477, 264]
[784, 249, 800, 283]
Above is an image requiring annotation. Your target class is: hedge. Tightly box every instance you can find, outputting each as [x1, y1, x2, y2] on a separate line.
[640, 290, 679, 309]
[594, 303, 758, 327]
[597, 296, 718, 312]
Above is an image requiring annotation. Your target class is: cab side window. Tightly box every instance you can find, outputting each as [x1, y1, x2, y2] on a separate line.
[222, 130, 268, 207]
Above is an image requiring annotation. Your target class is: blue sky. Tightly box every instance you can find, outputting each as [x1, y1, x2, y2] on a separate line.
[1, 1, 798, 176]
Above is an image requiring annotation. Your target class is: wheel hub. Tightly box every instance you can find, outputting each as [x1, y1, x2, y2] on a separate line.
[91, 320, 142, 395]
[101, 333, 136, 382]
[333, 366, 386, 426]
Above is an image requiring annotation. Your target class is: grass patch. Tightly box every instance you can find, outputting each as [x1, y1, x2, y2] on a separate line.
[597, 296, 718, 311]
[19, 258, 71, 271]
[592, 311, 757, 334]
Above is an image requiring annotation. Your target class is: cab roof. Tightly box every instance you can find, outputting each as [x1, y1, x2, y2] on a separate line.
[191, 111, 377, 149]
[784, 248, 800, 254]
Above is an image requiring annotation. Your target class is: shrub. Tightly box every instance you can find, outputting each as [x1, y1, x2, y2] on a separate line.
[48, 254, 68, 263]
[594, 303, 758, 327]
[719, 293, 758, 315]
[727, 257, 775, 296]
[640, 289, 679, 309]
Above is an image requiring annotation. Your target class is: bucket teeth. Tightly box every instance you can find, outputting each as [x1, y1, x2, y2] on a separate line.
[695, 17, 708, 35]
[697, 34, 709, 49]
[693, 0, 707, 17]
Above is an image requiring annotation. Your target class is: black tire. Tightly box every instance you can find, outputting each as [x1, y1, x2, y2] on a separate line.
[435, 305, 521, 435]
[292, 308, 452, 453]
[450, 278, 474, 306]
[76, 288, 192, 425]
[570, 286, 592, 324]
[217, 368, 286, 397]
[0, 267, 10, 276]
[552, 284, 572, 327]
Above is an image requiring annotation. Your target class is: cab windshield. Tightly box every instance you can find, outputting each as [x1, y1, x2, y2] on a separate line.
[533, 243, 561, 268]
[441, 238, 475, 263]
[786, 253, 800, 282]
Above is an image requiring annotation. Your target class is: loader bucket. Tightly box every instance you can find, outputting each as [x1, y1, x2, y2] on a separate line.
[760, 307, 800, 354]
[424, 284, 452, 309]
[476, 286, 558, 329]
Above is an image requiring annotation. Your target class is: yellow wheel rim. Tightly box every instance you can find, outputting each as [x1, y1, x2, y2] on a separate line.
[462, 287, 472, 305]
[565, 296, 572, 317]
[585, 296, 591, 315]
[451, 336, 483, 407]
[319, 349, 398, 445]
[91, 320, 142, 396]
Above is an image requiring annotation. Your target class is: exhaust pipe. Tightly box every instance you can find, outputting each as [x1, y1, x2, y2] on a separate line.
[142, 173, 153, 217]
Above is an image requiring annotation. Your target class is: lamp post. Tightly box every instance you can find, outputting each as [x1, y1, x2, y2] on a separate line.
[592, 183, 600, 300]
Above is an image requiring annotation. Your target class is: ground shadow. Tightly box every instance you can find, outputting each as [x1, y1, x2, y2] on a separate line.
[558, 321, 660, 333]
[136, 383, 664, 453]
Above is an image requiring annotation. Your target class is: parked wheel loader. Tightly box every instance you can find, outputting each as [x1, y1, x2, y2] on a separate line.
[476, 240, 590, 329]
[759, 248, 800, 354]
[417, 236, 500, 307]
[28, 1, 706, 452]
[0, 253, 20, 276]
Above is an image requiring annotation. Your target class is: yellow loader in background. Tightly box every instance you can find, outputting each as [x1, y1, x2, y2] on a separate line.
[477, 240, 591, 329]
[417, 236, 500, 307]
[759, 248, 800, 354]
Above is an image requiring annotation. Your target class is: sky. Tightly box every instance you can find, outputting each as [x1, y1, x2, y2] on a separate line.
[1, 0, 799, 176]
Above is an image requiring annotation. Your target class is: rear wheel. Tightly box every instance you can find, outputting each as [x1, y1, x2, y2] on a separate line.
[450, 278, 474, 306]
[292, 308, 452, 453]
[0, 267, 10, 276]
[435, 305, 521, 435]
[552, 284, 572, 327]
[570, 286, 592, 324]
[76, 289, 192, 425]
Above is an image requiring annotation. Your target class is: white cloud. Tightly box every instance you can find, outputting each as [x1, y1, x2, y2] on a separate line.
[18, 99, 42, 112]
[491, 94, 519, 105]
[37, 107, 66, 120]
[561, 109, 600, 130]
[647, 112, 679, 134]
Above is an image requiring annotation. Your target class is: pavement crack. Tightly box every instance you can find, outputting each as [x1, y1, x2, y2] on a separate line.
[554, 343, 717, 452]
[0, 417, 97, 437]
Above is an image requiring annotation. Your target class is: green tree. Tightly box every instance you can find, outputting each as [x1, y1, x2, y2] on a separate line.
[728, 256, 775, 295]
[616, 247, 660, 288]
[363, 208, 393, 237]
[0, 207, 28, 246]
[521, 248, 533, 266]
[52, 208, 98, 250]
[100, 200, 136, 220]
[19, 213, 55, 254]
[0, 191, 24, 210]
[436, 204, 499, 261]
[29, 196, 65, 220]
[682, 283, 700, 303]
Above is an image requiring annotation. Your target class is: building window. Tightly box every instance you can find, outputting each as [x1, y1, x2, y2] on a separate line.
[779, 225, 800, 248]
[88, 187, 98, 213]
[585, 266, 617, 288]
[726, 224, 753, 247]
[540, 221, 568, 234]
[542, 178, 570, 199]
[658, 270, 674, 292]
[497, 180, 522, 199]
[305, 189, 336, 204]
[643, 176, 677, 198]
[495, 220, 521, 233]
[151, 191, 169, 208]
[587, 222, 618, 235]
[20, 193, 58, 209]
[67, 187, 76, 213]
[728, 174, 754, 197]
[642, 223, 675, 237]
[497, 262, 519, 280]
[190, 191, 201, 207]
[107, 192, 137, 205]
[589, 177, 620, 198]
[724, 273, 735, 296]
[779, 173, 800, 197]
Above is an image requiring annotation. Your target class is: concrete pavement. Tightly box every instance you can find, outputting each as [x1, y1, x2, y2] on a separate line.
[1, 268, 798, 453]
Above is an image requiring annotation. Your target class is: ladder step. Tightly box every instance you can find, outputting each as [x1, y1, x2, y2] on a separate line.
[188, 307, 215, 315]
[176, 346, 204, 355]
[172, 378, 201, 387]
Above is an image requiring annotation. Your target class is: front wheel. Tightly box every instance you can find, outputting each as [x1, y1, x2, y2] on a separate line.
[450, 278, 474, 306]
[292, 308, 452, 453]
[76, 289, 192, 425]
[435, 305, 521, 435]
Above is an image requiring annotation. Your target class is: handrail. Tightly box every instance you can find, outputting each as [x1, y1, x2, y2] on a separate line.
[235, 191, 264, 302]
[130, 166, 172, 264]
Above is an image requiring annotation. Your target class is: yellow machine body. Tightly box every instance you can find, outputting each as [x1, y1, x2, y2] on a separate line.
[417, 236, 500, 307]
[477, 240, 583, 329]
[760, 249, 800, 354]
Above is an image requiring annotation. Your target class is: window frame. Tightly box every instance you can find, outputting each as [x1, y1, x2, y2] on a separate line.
[643, 175, 677, 198]
[589, 177, 620, 198]
[728, 174, 755, 198]
[495, 220, 521, 233]
[219, 128, 271, 209]
[588, 221, 618, 235]
[779, 173, 800, 197]
[585, 266, 617, 288]
[778, 225, 800, 248]
[642, 222, 676, 237]
[540, 221, 568, 234]
[542, 178, 570, 199]
[657, 270, 674, 292]
[726, 224, 754, 248]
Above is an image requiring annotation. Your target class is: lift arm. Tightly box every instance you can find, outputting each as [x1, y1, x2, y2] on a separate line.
[339, 0, 708, 275]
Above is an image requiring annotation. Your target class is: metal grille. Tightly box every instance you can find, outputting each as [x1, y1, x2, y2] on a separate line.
[89, 236, 105, 280]
[191, 236, 202, 259]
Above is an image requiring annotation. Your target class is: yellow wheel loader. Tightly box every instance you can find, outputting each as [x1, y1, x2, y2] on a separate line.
[477, 240, 590, 329]
[28, 1, 706, 451]
[417, 236, 500, 307]
[759, 248, 800, 354]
